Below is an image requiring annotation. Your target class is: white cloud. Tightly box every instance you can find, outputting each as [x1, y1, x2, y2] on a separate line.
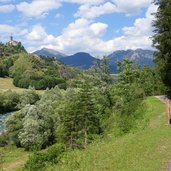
[26, 25, 56, 49]
[112, 0, 152, 15]
[0, 24, 28, 35]
[75, 2, 116, 19]
[16, 0, 61, 18]
[61, 0, 105, 5]
[0, 24, 17, 33]
[23, 4, 157, 55]
[90, 23, 108, 36]
[0, 4, 15, 13]
[122, 4, 157, 37]
[26, 25, 49, 41]
[74, 0, 153, 20]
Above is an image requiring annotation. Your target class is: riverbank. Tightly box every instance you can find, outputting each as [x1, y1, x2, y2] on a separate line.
[0, 112, 15, 133]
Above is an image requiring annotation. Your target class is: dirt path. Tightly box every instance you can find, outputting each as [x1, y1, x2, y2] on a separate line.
[3, 154, 29, 171]
[155, 95, 167, 103]
[155, 96, 171, 171]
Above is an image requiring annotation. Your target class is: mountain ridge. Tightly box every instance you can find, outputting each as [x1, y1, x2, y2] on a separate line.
[33, 48, 67, 59]
[32, 48, 154, 73]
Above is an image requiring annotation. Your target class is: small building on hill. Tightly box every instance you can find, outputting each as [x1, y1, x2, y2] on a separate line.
[7, 36, 20, 46]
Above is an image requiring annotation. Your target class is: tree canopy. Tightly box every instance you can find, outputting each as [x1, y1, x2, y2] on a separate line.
[153, 0, 171, 97]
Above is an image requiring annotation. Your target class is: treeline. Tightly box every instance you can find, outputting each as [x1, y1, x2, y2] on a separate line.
[0, 50, 79, 90]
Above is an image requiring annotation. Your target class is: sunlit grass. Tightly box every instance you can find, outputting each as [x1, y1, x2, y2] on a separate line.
[0, 77, 45, 94]
[1, 97, 170, 171]
[47, 97, 171, 171]
[0, 146, 29, 171]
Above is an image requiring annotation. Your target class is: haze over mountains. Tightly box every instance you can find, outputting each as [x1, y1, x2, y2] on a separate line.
[33, 48, 154, 73]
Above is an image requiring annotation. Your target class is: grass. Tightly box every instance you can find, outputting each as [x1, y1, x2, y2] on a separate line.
[0, 146, 29, 171]
[46, 97, 171, 171]
[0, 97, 170, 171]
[0, 77, 44, 94]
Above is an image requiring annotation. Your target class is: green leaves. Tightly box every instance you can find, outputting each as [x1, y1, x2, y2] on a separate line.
[153, 0, 171, 97]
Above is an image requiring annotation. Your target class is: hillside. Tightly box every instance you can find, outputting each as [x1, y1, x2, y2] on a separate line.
[1, 97, 170, 171]
[44, 97, 171, 171]
[0, 77, 44, 94]
[0, 43, 80, 90]
[0, 42, 26, 56]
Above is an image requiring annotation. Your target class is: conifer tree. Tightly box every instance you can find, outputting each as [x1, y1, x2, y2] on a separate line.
[61, 82, 101, 148]
[153, 0, 171, 97]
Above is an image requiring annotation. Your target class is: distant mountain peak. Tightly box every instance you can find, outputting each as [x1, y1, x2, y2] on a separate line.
[60, 52, 99, 70]
[33, 48, 67, 59]
[108, 49, 154, 73]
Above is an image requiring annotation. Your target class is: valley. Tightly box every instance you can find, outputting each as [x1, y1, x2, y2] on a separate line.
[0, 1, 171, 170]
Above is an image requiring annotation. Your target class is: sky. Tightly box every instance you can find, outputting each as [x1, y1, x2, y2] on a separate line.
[0, 0, 158, 56]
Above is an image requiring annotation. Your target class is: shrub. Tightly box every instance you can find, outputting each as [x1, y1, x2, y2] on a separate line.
[0, 133, 8, 147]
[24, 144, 65, 171]
[0, 90, 20, 113]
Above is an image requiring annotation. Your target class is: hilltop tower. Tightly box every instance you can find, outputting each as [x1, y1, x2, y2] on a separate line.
[7, 35, 20, 46]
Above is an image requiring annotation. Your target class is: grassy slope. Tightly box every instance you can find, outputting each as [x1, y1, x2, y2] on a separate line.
[1, 97, 170, 171]
[0, 77, 44, 94]
[0, 146, 29, 171]
[47, 97, 171, 171]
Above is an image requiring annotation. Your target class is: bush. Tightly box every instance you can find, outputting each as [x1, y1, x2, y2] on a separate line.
[13, 75, 66, 90]
[18, 90, 40, 109]
[0, 133, 8, 147]
[0, 90, 20, 113]
[24, 144, 65, 171]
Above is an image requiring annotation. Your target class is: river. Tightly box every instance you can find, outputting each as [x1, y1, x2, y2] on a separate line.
[0, 112, 14, 133]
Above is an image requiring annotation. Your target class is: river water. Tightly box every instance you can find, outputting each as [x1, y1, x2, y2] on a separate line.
[0, 112, 14, 133]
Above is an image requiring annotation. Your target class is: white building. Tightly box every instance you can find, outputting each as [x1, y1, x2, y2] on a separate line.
[7, 36, 20, 46]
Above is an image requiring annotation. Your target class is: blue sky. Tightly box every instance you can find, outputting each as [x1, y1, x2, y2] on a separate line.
[0, 0, 158, 56]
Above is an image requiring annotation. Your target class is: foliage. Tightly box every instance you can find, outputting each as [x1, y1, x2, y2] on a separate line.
[0, 90, 20, 113]
[56, 83, 101, 149]
[0, 58, 14, 77]
[18, 104, 54, 150]
[0, 133, 8, 147]
[24, 144, 64, 171]
[153, 0, 171, 97]
[45, 97, 169, 171]
[0, 44, 78, 90]
[17, 89, 40, 109]
[140, 65, 166, 96]
[6, 110, 25, 146]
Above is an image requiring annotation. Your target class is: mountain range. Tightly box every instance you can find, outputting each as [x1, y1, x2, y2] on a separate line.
[33, 48, 154, 73]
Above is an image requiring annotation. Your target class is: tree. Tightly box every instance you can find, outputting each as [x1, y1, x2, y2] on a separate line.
[18, 105, 53, 150]
[18, 89, 40, 109]
[140, 65, 165, 96]
[58, 82, 101, 148]
[153, 0, 171, 97]
[96, 56, 111, 84]
[75, 83, 101, 148]
[117, 58, 140, 85]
